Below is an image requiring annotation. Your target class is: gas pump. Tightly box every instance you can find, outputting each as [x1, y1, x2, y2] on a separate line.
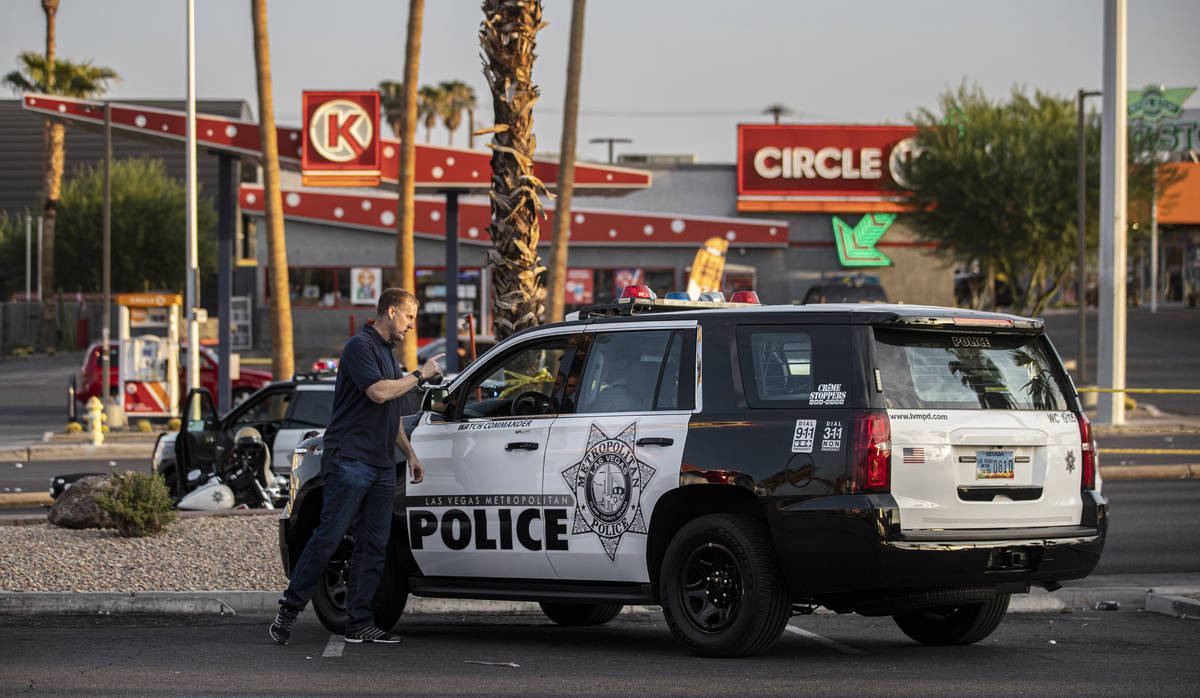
[116, 293, 181, 418]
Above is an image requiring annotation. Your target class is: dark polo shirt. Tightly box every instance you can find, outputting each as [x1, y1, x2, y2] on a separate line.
[323, 324, 402, 468]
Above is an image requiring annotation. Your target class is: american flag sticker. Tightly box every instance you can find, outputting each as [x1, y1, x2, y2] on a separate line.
[903, 447, 925, 464]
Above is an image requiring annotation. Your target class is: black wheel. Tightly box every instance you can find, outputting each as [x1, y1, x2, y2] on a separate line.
[311, 534, 408, 635]
[539, 601, 624, 626]
[159, 464, 179, 499]
[893, 593, 1011, 646]
[659, 513, 790, 657]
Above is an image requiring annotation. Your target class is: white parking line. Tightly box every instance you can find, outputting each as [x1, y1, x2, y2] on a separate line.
[785, 624, 866, 655]
[323, 635, 345, 657]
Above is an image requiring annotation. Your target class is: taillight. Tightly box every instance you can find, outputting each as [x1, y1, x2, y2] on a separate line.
[1076, 411, 1097, 490]
[853, 411, 891, 492]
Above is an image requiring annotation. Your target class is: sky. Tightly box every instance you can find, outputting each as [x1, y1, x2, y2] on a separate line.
[2, 0, 1198, 164]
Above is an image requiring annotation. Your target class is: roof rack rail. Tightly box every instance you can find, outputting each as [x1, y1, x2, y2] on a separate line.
[578, 296, 757, 319]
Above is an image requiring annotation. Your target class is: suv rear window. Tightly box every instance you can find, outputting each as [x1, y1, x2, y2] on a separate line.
[873, 329, 1069, 411]
[736, 325, 851, 408]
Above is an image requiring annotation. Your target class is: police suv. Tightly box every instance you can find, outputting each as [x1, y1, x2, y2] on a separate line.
[280, 290, 1106, 657]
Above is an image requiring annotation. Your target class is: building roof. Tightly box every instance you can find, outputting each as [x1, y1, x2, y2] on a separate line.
[0, 98, 251, 214]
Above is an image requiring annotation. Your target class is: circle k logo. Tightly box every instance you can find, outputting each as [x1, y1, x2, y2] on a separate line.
[308, 99, 374, 162]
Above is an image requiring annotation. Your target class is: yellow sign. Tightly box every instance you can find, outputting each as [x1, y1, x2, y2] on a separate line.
[686, 237, 729, 297]
[116, 293, 183, 308]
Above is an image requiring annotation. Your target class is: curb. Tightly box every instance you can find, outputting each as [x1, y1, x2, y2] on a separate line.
[2, 586, 1197, 618]
[1145, 593, 1200, 620]
[1100, 464, 1199, 480]
[0, 592, 653, 617]
[0, 442, 156, 462]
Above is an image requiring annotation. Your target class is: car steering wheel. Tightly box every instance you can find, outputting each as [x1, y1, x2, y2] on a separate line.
[512, 391, 554, 416]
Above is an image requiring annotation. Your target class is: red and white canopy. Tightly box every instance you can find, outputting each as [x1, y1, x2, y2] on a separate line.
[22, 94, 652, 193]
[239, 184, 788, 248]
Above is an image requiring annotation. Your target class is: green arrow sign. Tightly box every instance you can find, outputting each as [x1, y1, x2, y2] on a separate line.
[833, 213, 896, 267]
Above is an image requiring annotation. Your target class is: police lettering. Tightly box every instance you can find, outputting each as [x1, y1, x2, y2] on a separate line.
[409, 508, 569, 551]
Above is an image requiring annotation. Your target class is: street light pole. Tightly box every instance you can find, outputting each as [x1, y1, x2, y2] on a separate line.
[185, 0, 200, 393]
[102, 102, 112, 405]
[1077, 89, 1100, 385]
[1097, 0, 1128, 425]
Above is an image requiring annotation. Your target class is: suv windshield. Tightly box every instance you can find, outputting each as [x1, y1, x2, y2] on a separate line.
[873, 329, 1069, 411]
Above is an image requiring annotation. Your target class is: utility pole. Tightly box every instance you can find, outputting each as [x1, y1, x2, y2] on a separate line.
[589, 136, 631, 164]
[102, 102, 112, 405]
[1097, 0, 1127, 425]
[185, 0, 200, 392]
[1077, 88, 1100, 384]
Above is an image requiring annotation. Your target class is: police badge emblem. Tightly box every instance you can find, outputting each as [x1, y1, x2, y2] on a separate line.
[561, 423, 655, 561]
[1065, 449, 1076, 474]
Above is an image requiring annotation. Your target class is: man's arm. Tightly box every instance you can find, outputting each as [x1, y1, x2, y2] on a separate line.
[396, 423, 424, 483]
[364, 353, 445, 404]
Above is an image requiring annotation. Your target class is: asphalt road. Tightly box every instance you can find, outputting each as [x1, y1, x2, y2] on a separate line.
[1042, 307, 1200, 416]
[1, 610, 1196, 696]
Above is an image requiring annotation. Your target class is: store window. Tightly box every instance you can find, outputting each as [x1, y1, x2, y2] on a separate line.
[563, 267, 677, 316]
[288, 268, 340, 307]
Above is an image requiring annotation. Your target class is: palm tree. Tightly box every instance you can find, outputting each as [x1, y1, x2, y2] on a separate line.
[378, 79, 404, 138]
[417, 84, 444, 143]
[480, 0, 547, 340]
[395, 0, 424, 371]
[762, 103, 794, 124]
[438, 80, 476, 147]
[545, 0, 586, 323]
[250, 0, 294, 380]
[4, 48, 117, 351]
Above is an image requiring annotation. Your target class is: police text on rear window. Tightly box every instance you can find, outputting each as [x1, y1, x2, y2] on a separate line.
[872, 329, 1068, 411]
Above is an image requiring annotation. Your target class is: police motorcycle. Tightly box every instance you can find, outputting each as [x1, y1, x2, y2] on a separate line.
[171, 388, 286, 510]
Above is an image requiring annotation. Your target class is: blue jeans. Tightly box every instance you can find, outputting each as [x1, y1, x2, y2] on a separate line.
[281, 453, 396, 633]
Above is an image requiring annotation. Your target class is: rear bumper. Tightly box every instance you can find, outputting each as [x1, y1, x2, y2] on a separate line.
[769, 490, 1107, 597]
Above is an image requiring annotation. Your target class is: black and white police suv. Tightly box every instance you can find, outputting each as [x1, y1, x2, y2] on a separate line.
[280, 289, 1106, 657]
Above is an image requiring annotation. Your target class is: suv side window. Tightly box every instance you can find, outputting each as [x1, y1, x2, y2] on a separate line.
[457, 335, 576, 419]
[233, 390, 291, 427]
[736, 325, 851, 408]
[574, 329, 693, 414]
[288, 389, 333, 427]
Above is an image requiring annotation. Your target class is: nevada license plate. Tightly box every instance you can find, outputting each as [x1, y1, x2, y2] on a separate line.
[976, 450, 1015, 479]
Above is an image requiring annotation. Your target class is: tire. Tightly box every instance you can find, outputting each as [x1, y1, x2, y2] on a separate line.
[659, 513, 790, 657]
[159, 464, 179, 499]
[311, 534, 408, 635]
[893, 592, 1011, 646]
[539, 602, 624, 627]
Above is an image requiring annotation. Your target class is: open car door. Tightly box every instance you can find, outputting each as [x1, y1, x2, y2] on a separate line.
[172, 388, 226, 496]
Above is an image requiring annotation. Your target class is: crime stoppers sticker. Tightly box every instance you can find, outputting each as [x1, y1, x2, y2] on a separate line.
[792, 419, 817, 453]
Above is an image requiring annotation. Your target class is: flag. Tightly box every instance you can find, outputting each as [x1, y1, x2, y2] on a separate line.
[902, 447, 925, 464]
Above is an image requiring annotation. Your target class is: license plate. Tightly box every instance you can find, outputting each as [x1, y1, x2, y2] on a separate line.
[976, 450, 1015, 479]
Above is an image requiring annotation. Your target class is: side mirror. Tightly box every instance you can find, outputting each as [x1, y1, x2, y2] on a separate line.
[422, 387, 451, 416]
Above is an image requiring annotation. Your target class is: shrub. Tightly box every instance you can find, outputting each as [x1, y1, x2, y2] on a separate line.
[94, 470, 176, 537]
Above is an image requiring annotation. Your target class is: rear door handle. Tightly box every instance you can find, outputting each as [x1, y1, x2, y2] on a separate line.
[636, 437, 674, 447]
[505, 441, 539, 451]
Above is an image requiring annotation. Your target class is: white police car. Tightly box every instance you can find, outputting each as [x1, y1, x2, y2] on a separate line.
[281, 289, 1105, 657]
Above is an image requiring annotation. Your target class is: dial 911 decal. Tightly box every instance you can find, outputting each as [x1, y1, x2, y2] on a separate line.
[561, 423, 655, 562]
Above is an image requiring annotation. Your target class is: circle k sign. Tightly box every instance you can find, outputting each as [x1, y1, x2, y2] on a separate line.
[302, 91, 381, 186]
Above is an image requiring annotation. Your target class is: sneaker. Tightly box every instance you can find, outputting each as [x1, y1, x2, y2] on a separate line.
[269, 605, 299, 645]
[345, 625, 402, 644]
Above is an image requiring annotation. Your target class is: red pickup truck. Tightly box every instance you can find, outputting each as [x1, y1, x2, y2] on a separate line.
[75, 340, 273, 411]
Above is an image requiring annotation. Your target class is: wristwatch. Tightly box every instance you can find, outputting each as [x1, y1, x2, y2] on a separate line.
[412, 369, 426, 386]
